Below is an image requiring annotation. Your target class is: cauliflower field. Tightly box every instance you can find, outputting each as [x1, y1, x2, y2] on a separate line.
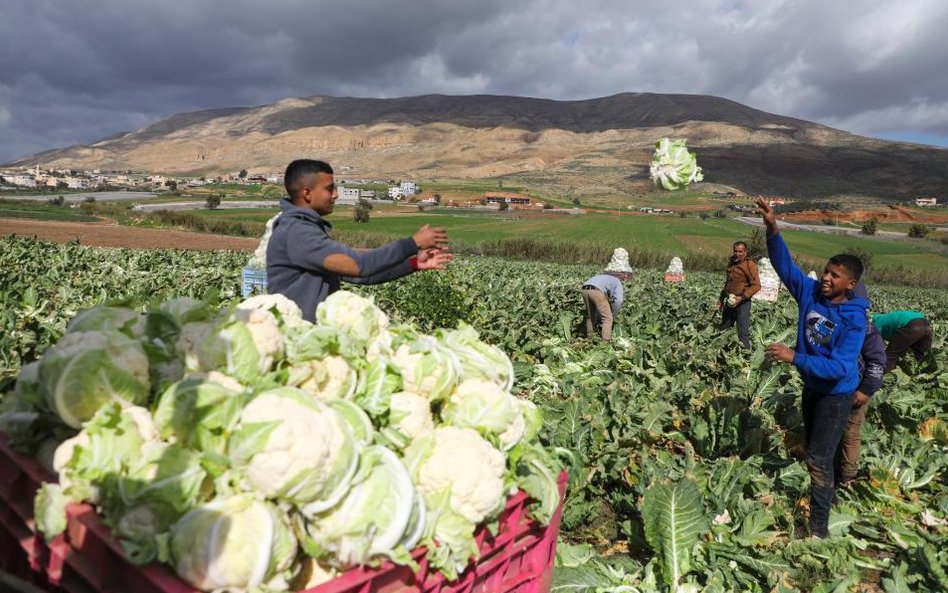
[1, 235, 947, 593]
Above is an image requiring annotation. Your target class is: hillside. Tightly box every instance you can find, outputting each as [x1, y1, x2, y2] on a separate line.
[9, 93, 948, 199]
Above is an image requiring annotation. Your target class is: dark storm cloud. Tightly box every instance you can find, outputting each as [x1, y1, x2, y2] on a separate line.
[2, 0, 947, 163]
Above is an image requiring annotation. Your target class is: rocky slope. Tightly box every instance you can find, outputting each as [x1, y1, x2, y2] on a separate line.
[11, 93, 948, 199]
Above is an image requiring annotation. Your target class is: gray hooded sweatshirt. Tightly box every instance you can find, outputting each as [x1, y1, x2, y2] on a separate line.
[266, 198, 417, 321]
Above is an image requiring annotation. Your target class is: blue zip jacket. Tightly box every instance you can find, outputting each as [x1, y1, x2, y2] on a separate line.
[266, 199, 417, 321]
[767, 233, 868, 395]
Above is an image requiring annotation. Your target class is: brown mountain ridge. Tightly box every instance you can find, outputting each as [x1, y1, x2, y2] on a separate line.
[10, 93, 948, 199]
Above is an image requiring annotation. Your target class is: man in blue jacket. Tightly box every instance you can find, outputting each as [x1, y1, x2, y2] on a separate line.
[267, 159, 452, 321]
[756, 197, 868, 539]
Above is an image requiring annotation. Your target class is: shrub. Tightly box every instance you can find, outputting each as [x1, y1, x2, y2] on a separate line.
[861, 217, 878, 235]
[908, 223, 930, 238]
[354, 198, 373, 223]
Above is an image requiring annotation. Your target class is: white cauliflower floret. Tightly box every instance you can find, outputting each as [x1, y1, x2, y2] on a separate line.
[445, 379, 518, 433]
[232, 308, 285, 373]
[235, 390, 355, 504]
[412, 427, 506, 524]
[316, 291, 390, 345]
[118, 404, 161, 443]
[189, 370, 246, 393]
[237, 293, 308, 329]
[391, 340, 459, 402]
[389, 391, 434, 439]
[365, 330, 395, 362]
[289, 356, 357, 400]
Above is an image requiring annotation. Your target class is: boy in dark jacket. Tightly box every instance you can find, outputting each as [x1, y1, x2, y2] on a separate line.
[834, 282, 887, 487]
[267, 159, 452, 321]
[756, 198, 868, 538]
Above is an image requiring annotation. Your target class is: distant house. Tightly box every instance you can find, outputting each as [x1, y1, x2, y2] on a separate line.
[388, 186, 403, 200]
[915, 197, 938, 207]
[399, 181, 418, 196]
[483, 193, 532, 206]
[339, 187, 361, 204]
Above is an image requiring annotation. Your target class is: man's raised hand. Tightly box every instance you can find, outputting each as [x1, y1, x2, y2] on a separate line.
[412, 225, 449, 250]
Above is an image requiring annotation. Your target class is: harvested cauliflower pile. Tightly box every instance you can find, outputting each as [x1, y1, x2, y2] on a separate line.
[2, 290, 564, 591]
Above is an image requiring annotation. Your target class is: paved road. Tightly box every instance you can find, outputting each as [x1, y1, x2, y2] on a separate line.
[131, 200, 280, 212]
[2, 191, 157, 202]
[735, 217, 907, 238]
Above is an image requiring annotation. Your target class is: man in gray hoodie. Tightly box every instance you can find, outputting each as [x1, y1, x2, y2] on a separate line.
[267, 159, 451, 321]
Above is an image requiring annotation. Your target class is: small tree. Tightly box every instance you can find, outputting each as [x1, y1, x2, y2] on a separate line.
[908, 223, 930, 238]
[861, 217, 878, 235]
[206, 194, 222, 210]
[713, 209, 726, 219]
[678, 211, 687, 218]
[165, 179, 178, 191]
[498, 200, 509, 211]
[698, 211, 710, 220]
[48, 195, 65, 206]
[354, 198, 373, 223]
[238, 169, 248, 179]
[747, 227, 766, 260]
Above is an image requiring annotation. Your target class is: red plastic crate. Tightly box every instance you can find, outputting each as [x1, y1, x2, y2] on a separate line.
[0, 435, 566, 593]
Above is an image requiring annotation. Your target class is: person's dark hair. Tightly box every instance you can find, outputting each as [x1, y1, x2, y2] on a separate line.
[284, 159, 333, 198]
[828, 253, 864, 281]
[733, 241, 748, 250]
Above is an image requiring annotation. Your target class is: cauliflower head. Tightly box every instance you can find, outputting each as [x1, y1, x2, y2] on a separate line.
[229, 387, 359, 509]
[405, 426, 506, 524]
[389, 391, 435, 440]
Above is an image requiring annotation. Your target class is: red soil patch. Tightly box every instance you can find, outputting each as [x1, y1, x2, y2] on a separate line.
[785, 205, 948, 224]
[0, 218, 258, 251]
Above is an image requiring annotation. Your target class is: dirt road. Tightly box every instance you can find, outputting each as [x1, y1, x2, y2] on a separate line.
[0, 218, 258, 251]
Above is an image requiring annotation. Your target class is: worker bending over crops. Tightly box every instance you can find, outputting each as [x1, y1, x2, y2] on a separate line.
[266, 159, 452, 321]
[872, 309, 933, 372]
[580, 247, 633, 341]
[757, 197, 868, 539]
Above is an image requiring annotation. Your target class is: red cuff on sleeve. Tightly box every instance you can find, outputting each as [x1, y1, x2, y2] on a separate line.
[410, 256, 419, 270]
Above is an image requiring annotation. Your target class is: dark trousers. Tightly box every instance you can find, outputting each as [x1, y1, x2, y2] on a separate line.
[720, 300, 752, 347]
[802, 388, 853, 538]
[884, 318, 933, 372]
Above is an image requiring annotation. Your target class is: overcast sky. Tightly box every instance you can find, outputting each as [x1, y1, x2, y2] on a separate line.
[2, 0, 948, 163]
